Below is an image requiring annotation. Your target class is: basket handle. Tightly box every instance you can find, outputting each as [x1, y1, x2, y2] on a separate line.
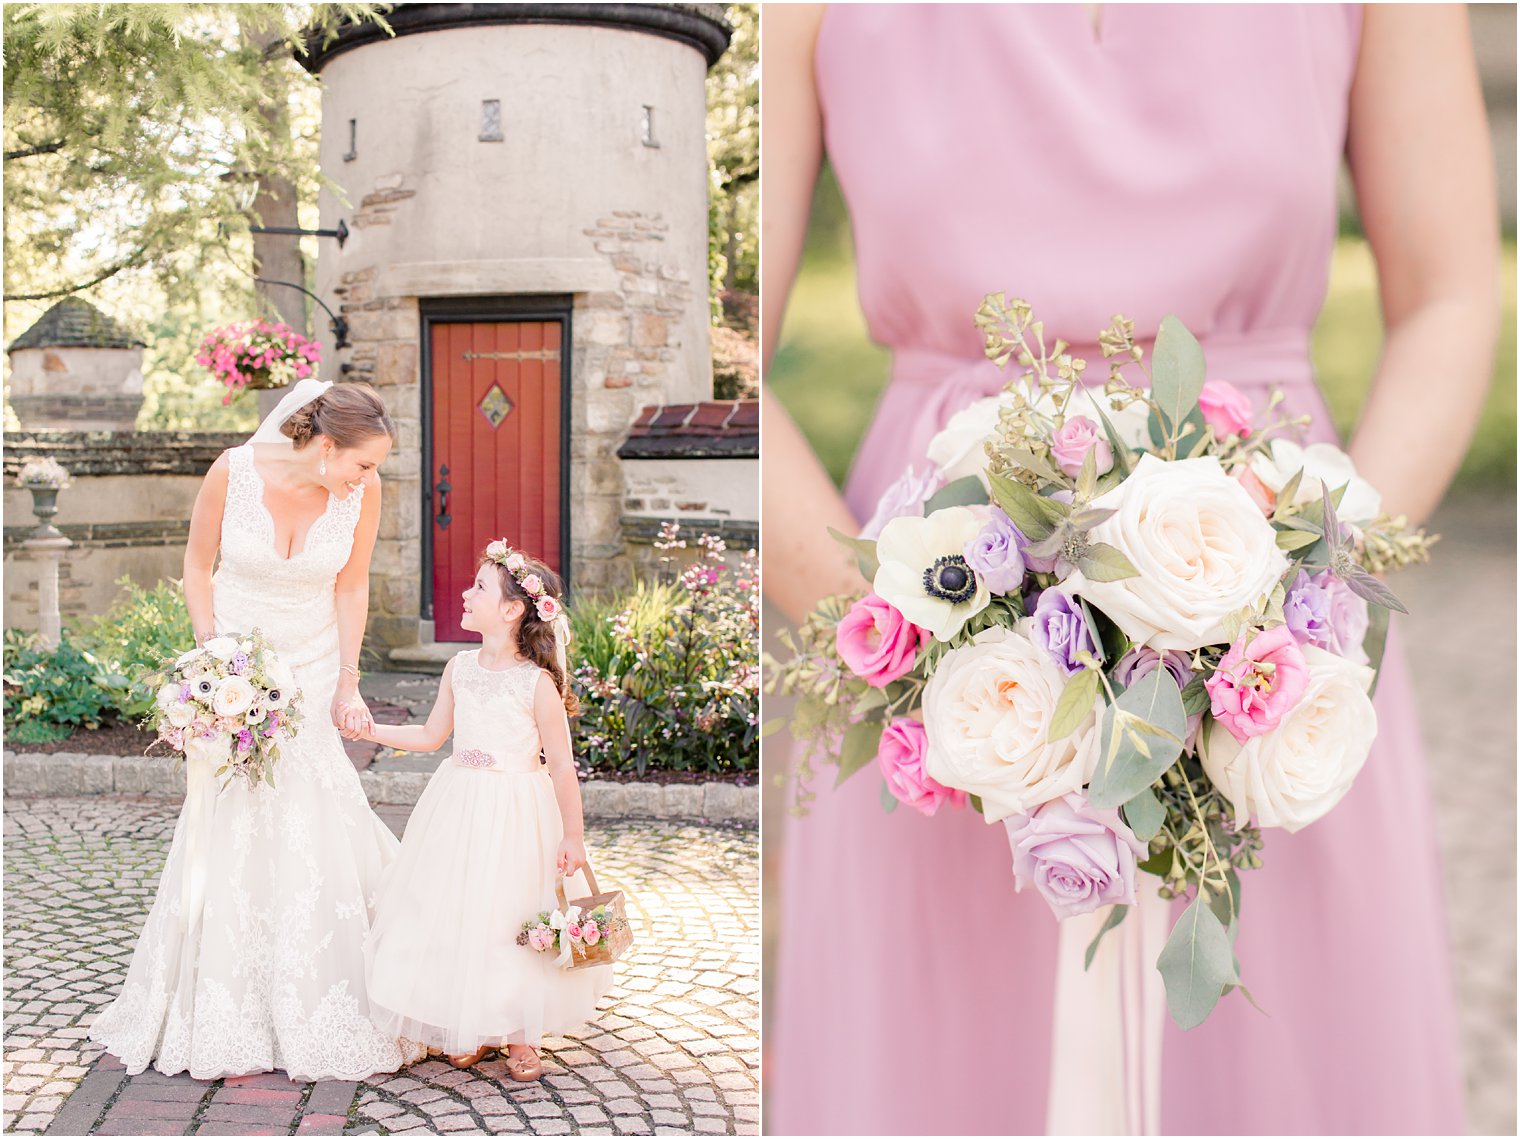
[555, 859, 602, 909]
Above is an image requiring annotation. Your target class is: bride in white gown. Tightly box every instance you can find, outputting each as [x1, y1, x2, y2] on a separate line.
[90, 378, 425, 1080]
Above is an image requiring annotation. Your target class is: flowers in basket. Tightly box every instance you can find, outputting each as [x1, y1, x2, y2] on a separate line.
[196, 321, 321, 405]
[141, 629, 303, 788]
[768, 294, 1435, 1028]
[518, 904, 626, 966]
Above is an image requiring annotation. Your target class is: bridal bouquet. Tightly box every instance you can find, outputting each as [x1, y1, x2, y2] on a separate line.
[769, 295, 1434, 1028]
[142, 629, 303, 788]
[196, 320, 322, 404]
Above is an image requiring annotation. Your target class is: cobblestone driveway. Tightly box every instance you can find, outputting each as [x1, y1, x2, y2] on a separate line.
[2, 800, 758, 1135]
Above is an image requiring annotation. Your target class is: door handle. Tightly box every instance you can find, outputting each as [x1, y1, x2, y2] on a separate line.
[434, 464, 451, 530]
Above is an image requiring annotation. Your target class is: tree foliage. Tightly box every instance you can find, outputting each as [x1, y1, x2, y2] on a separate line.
[707, 3, 758, 298]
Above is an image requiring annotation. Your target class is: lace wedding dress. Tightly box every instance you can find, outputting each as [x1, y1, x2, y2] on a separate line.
[90, 442, 424, 1080]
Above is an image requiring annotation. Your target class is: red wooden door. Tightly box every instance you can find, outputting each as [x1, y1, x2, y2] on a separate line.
[430, 319, 564, 641]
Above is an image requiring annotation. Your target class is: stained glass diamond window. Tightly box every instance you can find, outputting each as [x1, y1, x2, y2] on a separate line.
[478, 384, 513, 428]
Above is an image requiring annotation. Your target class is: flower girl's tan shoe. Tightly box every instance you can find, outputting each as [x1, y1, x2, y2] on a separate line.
[446, 1044, 494, 1069]
[505, 1045, 543, 1082]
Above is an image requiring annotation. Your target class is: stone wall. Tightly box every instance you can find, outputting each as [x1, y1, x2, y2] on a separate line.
[1, 432, 239, 631]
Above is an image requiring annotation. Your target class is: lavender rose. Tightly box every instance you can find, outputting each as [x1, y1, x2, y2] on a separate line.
[1028, 589, 1100, 676]
[1285, 570, 1369, 664]
[963, 508, 1027, 595]
[860, 465, 945, 541]
[1004, 792, 1147, 920]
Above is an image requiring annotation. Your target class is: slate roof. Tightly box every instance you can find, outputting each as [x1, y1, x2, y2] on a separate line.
[7, 298, 145, 353]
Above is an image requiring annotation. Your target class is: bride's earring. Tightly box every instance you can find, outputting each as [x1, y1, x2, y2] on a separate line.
[319, 452, 327, 477]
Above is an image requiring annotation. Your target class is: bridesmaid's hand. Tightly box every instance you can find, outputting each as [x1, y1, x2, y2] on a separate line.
[557, 837, 588, 878]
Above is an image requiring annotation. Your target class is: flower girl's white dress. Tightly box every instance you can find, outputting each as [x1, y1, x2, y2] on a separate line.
[90, 443, 422, 1080]
[365, 650, 612, 1053]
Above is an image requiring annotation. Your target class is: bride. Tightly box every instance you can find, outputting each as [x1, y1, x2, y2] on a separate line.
[90, 378, 426, 1080]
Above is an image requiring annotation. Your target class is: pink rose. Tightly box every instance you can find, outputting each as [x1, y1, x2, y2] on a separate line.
[1205, 625, 1310, 744]
[876, 718, 966, 816]
[520, 573, 544, 596]
[835, 593, 930, 688]
[528, 925, 553, 952]
[1004, 793, 1146, 920]
[1199, 380, 1254, 439]
[1050, 416, 1113, 479]
[1234, 466, 1276, 516]
[567, 923, 582, 941]
[537, 595, 562, 621]
[582, 922, 601, 947]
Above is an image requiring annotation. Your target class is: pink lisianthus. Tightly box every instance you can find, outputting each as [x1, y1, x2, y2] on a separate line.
[1050, 416, 1113, 479]
[876, 717, 965, 816]
[1199, 380, 1254, 439]
[1004, 793, 1146, 920]
[835, 593, 930, 688]
[1204, 625, 1310, 744]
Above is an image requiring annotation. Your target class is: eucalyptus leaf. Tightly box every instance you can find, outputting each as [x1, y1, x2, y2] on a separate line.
[1121, 787, 1166, 842]
[1076, 445, 1098, 501]
[1179, 675, 1211, 716]
[923, 475, 990, 514]
[1088, 666, 1187, 809]
[1070, 507, 1117, 530]
[854, 686, 890, 713]
[827, 527, 880, 580]
[989, 473, 1066, 540]
[1077, 542, 1140, 583]
[1274, 529, 1320, 553]
[1157, 897, 1237, 1030]
[1151, 315, 1207, 432]
[1364, 603, 1392, 694]
[1083, 904, 1129, 971]
[1087, 399, 1134, 478]
[880, 780, 899, 813]
[1002, 445, 1065, 484]
[1205, 868, 1242, 927]
[834, 718, 885, 787]
[1048, 668, 1101, 743]
[1137, 847, 1174, 877]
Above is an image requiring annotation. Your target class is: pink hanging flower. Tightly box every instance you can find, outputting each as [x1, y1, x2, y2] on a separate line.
[1205, 625, 1310, 744]
[1199, 380, 1254, 439]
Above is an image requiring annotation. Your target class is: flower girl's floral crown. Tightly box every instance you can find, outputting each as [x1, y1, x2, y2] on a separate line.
[484, 539, 562, 622]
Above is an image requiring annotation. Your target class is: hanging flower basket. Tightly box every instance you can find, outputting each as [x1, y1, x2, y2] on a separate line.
[196, 321, 322, 405]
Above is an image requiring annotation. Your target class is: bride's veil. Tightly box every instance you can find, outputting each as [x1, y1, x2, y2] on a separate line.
[248, 377, 334, 445]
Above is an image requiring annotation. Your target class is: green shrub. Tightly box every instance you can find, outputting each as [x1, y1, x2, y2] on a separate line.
[76, 576, 193, 718]
[571, 530, 758, 777]
[2, 629, 124, 736]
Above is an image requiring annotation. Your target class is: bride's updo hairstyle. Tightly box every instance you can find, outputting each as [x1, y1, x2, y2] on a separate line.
[481, 548, 579, 716]
[280, 384, 395, 449]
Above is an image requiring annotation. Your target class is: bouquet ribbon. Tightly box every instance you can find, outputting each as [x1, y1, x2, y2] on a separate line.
[549, 904, 582, 969]
[179, 747, 222, 932]
[1046, 889, 1171, 1136]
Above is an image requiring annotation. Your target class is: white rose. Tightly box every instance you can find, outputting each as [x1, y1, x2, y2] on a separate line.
[175, 646, 205, 669]
[1200, 645, 1376, 832]
[486, 539, 508, 560]
[1250, 439, 1382, 526]
[925, 396, 1007, 484]
[922, 626, 1098, 822]
[203, 636, 238, 662]
[165, 701, 196, 729]
[184, 732, 231, 767]
[212, 675, 256, 718]
[873, 507, 991, 641]
[155, 682, 183, 711]
[1066, 454, 1289, 651]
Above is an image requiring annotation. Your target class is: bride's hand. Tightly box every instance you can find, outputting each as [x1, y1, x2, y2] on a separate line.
[331, 690, 373, 740]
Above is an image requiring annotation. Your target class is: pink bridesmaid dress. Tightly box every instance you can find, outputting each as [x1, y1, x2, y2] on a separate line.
[769, 6, 1468, 1135]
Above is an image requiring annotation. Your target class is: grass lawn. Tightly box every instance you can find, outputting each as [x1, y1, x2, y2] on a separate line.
[769, 239, 1517, 492]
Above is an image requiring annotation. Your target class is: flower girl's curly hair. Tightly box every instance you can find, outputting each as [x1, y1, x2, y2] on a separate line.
[281, 384, 395, 449]
[480, 546, 579, 716]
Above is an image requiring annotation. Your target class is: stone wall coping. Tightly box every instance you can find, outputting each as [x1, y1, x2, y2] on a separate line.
[376, 258, 621, 299]
[2, 431, 246, 477]
[2, 752, 757, 825]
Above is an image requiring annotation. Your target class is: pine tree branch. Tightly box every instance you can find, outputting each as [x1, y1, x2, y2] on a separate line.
[3, 244, 151, 301]
[4, 140, 66, 161]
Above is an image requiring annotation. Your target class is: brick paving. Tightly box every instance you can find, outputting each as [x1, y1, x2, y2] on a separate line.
[2, 800, 758, 1135]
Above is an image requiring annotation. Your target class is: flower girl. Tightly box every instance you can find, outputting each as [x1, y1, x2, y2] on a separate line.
[361, 541, 611, 1078]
